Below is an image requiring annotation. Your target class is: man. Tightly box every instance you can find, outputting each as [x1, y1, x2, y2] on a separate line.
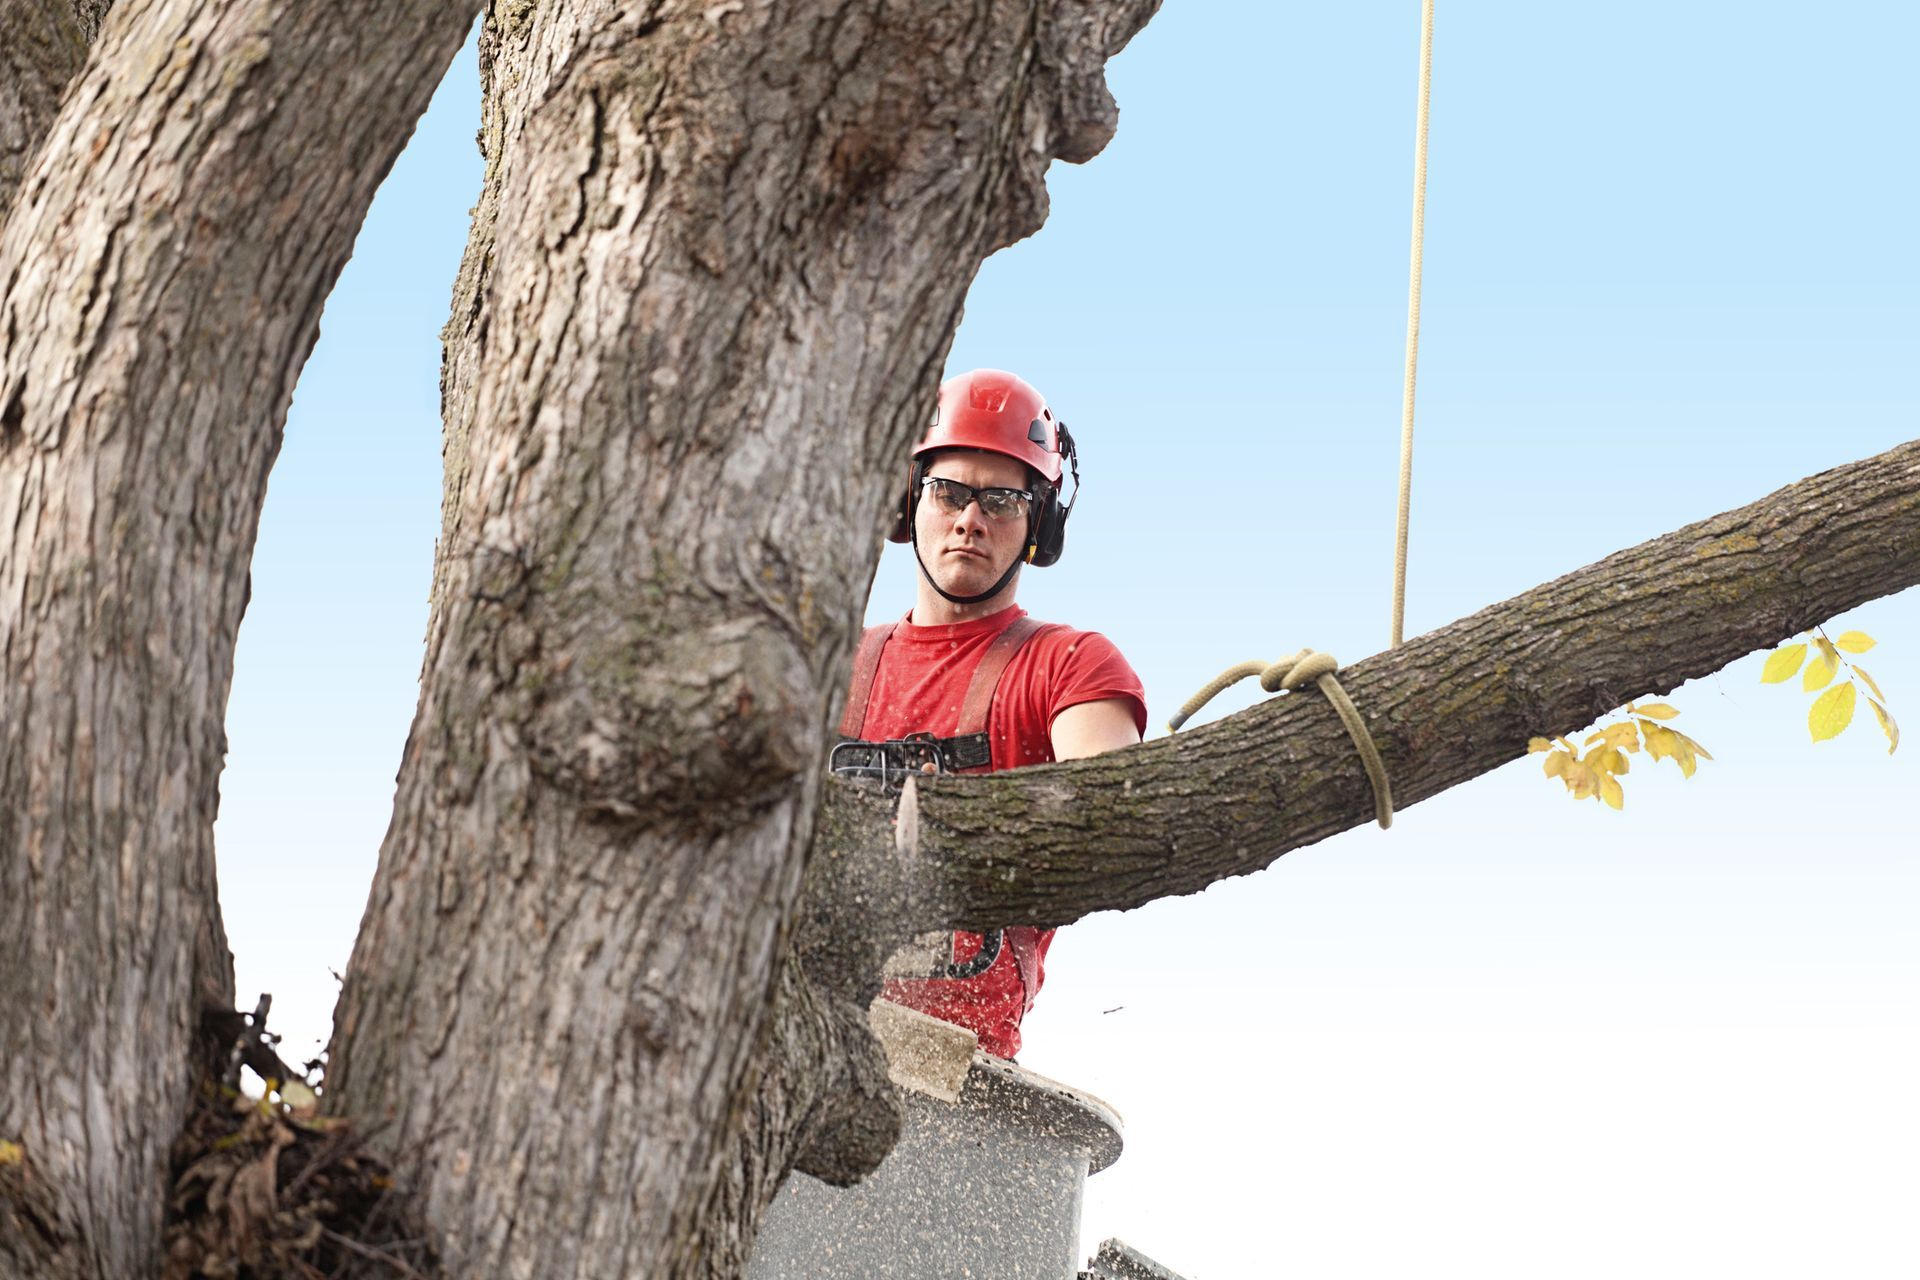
[837, 368, 1147, 1059]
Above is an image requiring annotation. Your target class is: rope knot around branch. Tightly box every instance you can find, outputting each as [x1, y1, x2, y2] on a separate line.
[1258, 648, 1339, 693]
[1170, 649, 1394, 830]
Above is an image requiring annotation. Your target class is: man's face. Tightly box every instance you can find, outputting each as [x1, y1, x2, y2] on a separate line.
[914, 449, 1035, 601]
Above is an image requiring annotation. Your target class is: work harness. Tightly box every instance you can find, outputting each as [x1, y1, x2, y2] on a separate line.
[829, 616, 1052, 993]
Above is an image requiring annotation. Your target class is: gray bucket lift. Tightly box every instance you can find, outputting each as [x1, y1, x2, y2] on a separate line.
[748, 1002, 1186, 1280]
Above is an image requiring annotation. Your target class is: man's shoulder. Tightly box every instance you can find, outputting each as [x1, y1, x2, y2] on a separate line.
[1010, 618, 1138, 677]
[1020, 616, 1124, 648]
[1004, 618, 1147, 737]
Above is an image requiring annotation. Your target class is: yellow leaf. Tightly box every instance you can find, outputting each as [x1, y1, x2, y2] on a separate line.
[0, 1140, 22, 1167]
[1632, 702, 1680, 720]
[1671, 740, 1699, 778]
[1834, 630, 1876, 654]
[1592, 747, 1630, 776]
[1870, 699, 1899, 754]
[1802, 650, 1838, 691]
[1809, 682, 1857, 742]
[1581, 724, 1628, 751]
[1597, 773, 1625, 810]
[1543, 751, 1569, 779]
[1674, 730, 1714, 762]
[1528, 737, 1553, 753]
[1853, 664, 1887, 704]
[1644, 723, 1707, 777]
[278, 1080, 318, 1115]
[1761, 643, 1807, 683]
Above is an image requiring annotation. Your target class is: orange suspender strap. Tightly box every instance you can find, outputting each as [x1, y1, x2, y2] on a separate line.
[952, 615, 1051, 744]
[838, 623, 898, 739]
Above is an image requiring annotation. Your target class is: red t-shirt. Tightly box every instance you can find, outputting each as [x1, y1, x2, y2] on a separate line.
[851, 605, 1147, 1058]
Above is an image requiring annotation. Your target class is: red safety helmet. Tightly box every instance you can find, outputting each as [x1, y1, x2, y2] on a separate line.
[914, 369, 1066, 485]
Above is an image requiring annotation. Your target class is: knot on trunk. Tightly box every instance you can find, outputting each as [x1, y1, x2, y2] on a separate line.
[518, 612, 818, 827]
[785, 978, 905, 1188]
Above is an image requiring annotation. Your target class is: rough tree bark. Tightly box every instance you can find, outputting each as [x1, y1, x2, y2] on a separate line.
[0, 4, 478, 1276]
[323, 1, 1160, 1278]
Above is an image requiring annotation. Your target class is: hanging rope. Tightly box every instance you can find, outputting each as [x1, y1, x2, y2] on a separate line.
[1163, 9, 1432, 830]
[1167, 650, 1393, 829]
[1391, 0, 1436, 649]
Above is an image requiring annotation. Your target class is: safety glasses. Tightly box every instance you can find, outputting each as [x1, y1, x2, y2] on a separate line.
[921, 476, 1033, 522]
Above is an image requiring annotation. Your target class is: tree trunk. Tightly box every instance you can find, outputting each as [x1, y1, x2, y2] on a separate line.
[0, 5, 477, 1275]
[324, 2, 1160, 1276]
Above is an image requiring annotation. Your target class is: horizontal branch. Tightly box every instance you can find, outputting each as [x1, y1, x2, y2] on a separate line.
[813, 440, 1920, 938]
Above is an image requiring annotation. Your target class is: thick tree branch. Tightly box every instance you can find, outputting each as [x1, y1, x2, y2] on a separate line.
[813, 440, 1920, 935]
[788, 440, 1920, 1196]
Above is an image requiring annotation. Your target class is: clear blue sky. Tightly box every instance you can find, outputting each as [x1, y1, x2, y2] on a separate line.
[217, 5, 1917, 1276]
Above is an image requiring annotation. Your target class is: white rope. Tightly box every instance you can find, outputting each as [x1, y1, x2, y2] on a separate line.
[1391, 0, 1436, 649]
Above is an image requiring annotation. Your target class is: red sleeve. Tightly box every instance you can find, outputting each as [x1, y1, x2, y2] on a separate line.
[1040, 630, 1148, 737]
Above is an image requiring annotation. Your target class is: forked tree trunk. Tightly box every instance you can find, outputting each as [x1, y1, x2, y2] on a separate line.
[0, 5, 477, 1275]
[323, 2, 1159, 1276]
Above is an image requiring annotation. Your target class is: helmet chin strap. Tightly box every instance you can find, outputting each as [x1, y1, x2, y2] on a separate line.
[909, 490, 1030, 607]
[912, 536, 1025, 606]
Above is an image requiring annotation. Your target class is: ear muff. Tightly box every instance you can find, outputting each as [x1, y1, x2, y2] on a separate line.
[1026, 421, 1077, 568]
[885, 458, 927, 544]
[1026, 483, 1067, 567]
